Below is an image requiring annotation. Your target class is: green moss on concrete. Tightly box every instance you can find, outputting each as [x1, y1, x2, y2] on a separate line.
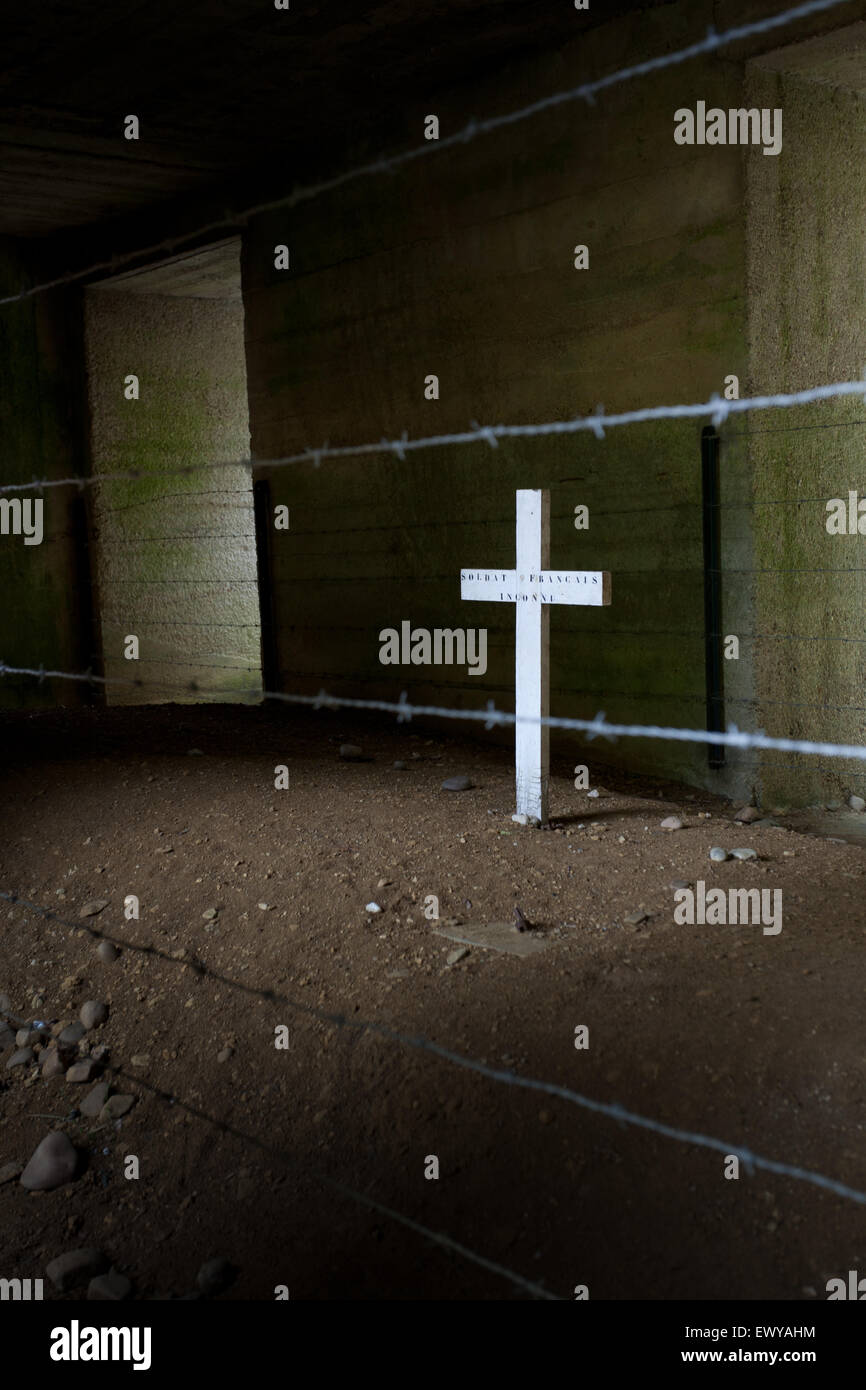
[85, 291, 261, 706]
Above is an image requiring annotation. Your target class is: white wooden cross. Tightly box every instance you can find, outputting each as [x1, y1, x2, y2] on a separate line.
[461, 489, 611, 825]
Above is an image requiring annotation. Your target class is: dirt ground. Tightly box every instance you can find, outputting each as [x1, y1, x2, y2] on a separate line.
[1, 701, 865, 1302]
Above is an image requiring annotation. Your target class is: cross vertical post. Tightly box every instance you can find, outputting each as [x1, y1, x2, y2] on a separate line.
[515, 489, 550, 824]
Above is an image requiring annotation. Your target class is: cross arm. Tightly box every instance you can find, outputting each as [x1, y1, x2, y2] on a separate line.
[461, 568, 611, 605]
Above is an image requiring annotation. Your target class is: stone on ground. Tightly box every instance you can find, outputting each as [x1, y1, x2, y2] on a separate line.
[79, 899, 109, 918]
[40, 1049, 65, 1079]
[434, 920, 547, 957]
[88, 1268, 132, 1300]
[6, 1047, 34, 1068]
[59, 1021, 85, 1046]
[100, 1094, 136, 1120]
[47, 1248, 108, 1293]
[20, 1131, 78, 1191]
[196, 1256, 236, 1297]
[80, 1081, 111, 1116]
[624, 908, 649, 925]
[80, 999, 108, 1029]
[66, 1059, 98, 1083]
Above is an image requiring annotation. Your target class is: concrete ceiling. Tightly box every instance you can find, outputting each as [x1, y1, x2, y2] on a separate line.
[0, 0, 665, 240]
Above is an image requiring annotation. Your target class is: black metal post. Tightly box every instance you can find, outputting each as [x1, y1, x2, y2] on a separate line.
[701, 425, 725, 768]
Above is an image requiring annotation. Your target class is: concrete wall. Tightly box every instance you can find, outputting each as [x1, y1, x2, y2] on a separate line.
[242, 2, 756, 796]
[747, 23, 866, 807]
[0, 240, 91, 709]
[84, 289, 261, 704]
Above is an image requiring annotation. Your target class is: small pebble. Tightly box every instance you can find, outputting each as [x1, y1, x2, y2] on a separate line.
[202, 908, 218, 921]
[849, 795, 865, 813]
[709, 847, 728, 862]
[365, 902, 382, 914]
[47, 1248, 108, 1293]
[734, 806, 760, 824]
[441, 775, 473, 792]
[20, 1131, 78, 1191]
[88, 1268, 132, 1301]
[59, 1022, 86, 1046]
[731, 847, 758, 861]
[339, 744, 365, 761]
[624, 908, 648, 926]
[100, 1095, 135, 1120]
[41, 1049, 65, 1079]
[97, 941, 119, 963]
[79, 899, 109, 918]
[66, 1060, 97, 1084]
[80, 1000, 108, 1030]
[6, 1046, 34, 1069]
[446, 947, 470, 965]
[80, 1082, 111, 1117]
[197, 1257, 235, 1297]
[393, 760, 408, 771]
[660, 816, 682, 831]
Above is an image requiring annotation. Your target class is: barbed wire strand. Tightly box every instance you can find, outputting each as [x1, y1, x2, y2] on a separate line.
[0, 896, 558, 1301]
[2, 888, 865, 1213]
[4, 375, 866, 497]
[2, 661, 866, 762]
[7, 659, 866, 719]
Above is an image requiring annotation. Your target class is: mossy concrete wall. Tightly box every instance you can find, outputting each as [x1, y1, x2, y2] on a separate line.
[84, 290, 261, 704]
[0, 240, 91, 709]
[242, 2, 757, 796]
[747, 23, 866, 807]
